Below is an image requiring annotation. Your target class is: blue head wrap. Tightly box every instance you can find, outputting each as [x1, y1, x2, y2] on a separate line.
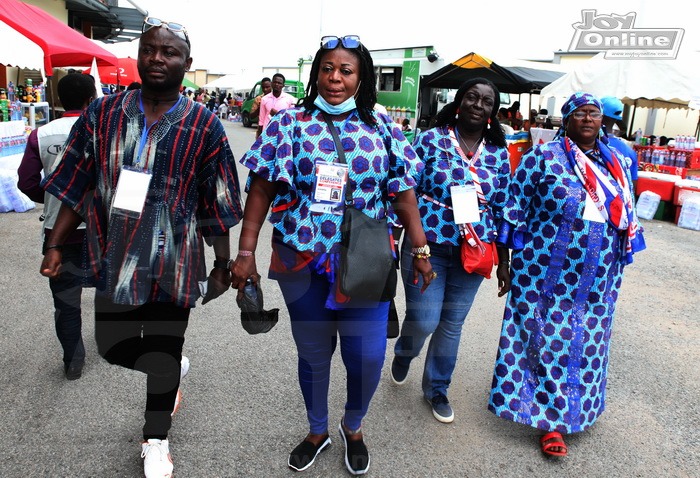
[561, 92, 603, 120]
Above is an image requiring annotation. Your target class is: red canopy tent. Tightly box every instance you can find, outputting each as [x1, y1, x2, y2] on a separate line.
[85, 57, 141, 87]
[0, 0, 118, 73]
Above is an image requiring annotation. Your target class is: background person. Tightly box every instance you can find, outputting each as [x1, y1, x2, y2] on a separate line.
[39, 18, 243, 478]
[256, 72, 297, 137]
[17, 72, 96, 380]
[252, 77, 272, 138]
[600, 96, 638, 192]
[390, 78, 511, 423]
[488, 92, 645, 458]
[231, 34, 433, 476]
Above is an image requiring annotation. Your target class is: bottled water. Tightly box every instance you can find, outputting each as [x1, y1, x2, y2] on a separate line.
[636, 191, 661, 220]
[244, 278, 257, 302]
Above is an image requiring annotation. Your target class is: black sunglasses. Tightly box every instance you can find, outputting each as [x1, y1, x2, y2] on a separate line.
[142, 17, 190, 48]
[320, 35, 361, 50]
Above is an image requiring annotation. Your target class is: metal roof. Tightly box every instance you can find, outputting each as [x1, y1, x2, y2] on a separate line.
[66, 0, 146, 43]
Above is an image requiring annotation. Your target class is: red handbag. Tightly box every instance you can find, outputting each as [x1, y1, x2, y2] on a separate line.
[460, 223, 499, 279]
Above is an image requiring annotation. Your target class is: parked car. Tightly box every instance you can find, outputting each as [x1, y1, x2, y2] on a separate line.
[240, 79, 305, 128]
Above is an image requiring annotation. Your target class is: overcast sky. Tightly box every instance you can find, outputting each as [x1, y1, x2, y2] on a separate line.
[108, 0, 699, 75]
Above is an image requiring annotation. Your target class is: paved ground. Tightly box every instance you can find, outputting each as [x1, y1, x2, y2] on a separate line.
[0, 120, 698, 477]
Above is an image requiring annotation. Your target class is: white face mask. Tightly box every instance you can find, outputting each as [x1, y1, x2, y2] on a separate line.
[314, 95, 357, 115]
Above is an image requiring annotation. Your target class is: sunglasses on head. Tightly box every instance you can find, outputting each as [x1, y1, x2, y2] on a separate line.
[320, 35, 361, 50]
[142, 17, 190, 48]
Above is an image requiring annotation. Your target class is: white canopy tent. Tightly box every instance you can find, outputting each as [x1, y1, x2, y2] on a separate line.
[1, 20, 46, 77]
[540, 52, 700, 136]
[540, 52, 700, 110]
[203, 71, 261, 93]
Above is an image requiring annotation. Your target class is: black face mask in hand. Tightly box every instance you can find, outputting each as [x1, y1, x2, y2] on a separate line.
[236, 278, 279, 334]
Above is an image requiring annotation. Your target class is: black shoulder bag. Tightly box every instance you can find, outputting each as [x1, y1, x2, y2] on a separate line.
[322, 112, 396, 303]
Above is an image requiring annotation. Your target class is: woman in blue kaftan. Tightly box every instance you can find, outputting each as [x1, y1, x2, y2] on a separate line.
[488, 93, 645, 457]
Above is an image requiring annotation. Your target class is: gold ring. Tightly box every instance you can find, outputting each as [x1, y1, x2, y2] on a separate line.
[430, 271, 438, 279]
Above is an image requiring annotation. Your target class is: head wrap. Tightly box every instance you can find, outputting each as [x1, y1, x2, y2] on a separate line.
[561, 92, 603, 120]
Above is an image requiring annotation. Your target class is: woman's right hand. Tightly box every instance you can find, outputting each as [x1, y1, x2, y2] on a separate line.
[412, 256, 436, 293]
[230, 254, 258, 293]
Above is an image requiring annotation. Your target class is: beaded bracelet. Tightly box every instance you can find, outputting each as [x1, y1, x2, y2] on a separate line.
[412, 252, 431, 260]
[237, 250, 254, 257]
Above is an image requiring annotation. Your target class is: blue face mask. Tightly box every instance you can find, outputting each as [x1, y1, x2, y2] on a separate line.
[314, 94, 357, 115]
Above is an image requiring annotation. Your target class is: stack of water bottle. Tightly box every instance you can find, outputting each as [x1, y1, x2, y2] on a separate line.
[644, 148, 688, 169]
[0, 135, 27, 157]
[675, 135, 697, 151]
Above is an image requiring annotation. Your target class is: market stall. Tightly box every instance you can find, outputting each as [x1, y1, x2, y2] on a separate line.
[1, 0, 118, 213]
[539, 51, 700, 138]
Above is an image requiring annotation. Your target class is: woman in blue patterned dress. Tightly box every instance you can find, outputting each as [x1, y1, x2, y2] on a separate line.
[488, 93, 645, 457]
[390, 78, 512, 423]
[230, 35, 434, 475]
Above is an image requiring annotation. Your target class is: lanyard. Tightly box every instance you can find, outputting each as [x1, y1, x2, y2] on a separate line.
[135, 94, 183, 169]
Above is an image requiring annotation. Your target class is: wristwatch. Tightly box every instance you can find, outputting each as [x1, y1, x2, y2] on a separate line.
[213, 259, 232, 270]
[411, 244, 431, 256]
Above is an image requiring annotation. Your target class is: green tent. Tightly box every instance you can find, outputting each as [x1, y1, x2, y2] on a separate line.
[182, 77, 199, 90]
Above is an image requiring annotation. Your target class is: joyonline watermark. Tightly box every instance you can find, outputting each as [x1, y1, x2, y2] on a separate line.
[569, 10, 684, 59]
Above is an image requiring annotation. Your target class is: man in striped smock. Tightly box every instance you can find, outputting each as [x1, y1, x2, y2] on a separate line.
[39, 17, 243, 478]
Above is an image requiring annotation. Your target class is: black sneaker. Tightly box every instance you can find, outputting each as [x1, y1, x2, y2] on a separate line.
[288, 435, 331, 472]
[64, 362, 83, 380]
[426, 393, 454, 423]
[390, 357, 409, 385]
[338, 421, 370, 475]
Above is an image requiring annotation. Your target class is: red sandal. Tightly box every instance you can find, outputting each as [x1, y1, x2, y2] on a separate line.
[540, 431, 568, 457]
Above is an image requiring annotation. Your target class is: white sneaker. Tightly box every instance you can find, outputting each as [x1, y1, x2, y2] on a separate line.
[172, 356, 189, 416]
[141, 439, 173, 478]
[180, 356, 190, 380]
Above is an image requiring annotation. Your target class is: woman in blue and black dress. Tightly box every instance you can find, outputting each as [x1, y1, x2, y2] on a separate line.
[389, 78, 512, 424]
[230, 35, 434, 475]
[489, 92, 645, 457]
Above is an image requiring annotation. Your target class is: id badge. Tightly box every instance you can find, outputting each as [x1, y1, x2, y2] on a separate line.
[111, 167, 152, 218]
[310, 160, 348, 215]
[451, 183, 481, 224]
[583, 192, 606, 223]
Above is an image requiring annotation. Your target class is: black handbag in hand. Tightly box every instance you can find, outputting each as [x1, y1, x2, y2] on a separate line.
[322, 112, 395, 303]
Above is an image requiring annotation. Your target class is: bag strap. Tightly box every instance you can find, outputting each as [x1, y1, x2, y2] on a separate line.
[321, 111, 353, 205]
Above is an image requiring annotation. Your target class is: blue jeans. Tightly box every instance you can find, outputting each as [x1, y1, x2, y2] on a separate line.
[47, 242, 85, 367]
[277, 271, 389, 434]
[394, 241, 484, 399]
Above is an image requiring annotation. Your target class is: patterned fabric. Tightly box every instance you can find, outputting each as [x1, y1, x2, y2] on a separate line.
[258, 91, 297, 131]
[561, 137, 645, 264]
[43, 91, 243, 307]
[412, 125, 510, 245]
[241, 107, 421, 254]
[488, 139, 641, 434]
[607, 136, 638, 181]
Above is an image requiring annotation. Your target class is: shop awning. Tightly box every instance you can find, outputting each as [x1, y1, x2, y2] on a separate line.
[0, 0, 117, 74]
[422, 52, 564, 94]
[540, 52, 700, 110]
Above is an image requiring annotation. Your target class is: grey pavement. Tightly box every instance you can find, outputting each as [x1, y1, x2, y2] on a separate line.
[0, 119, 698, 477]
